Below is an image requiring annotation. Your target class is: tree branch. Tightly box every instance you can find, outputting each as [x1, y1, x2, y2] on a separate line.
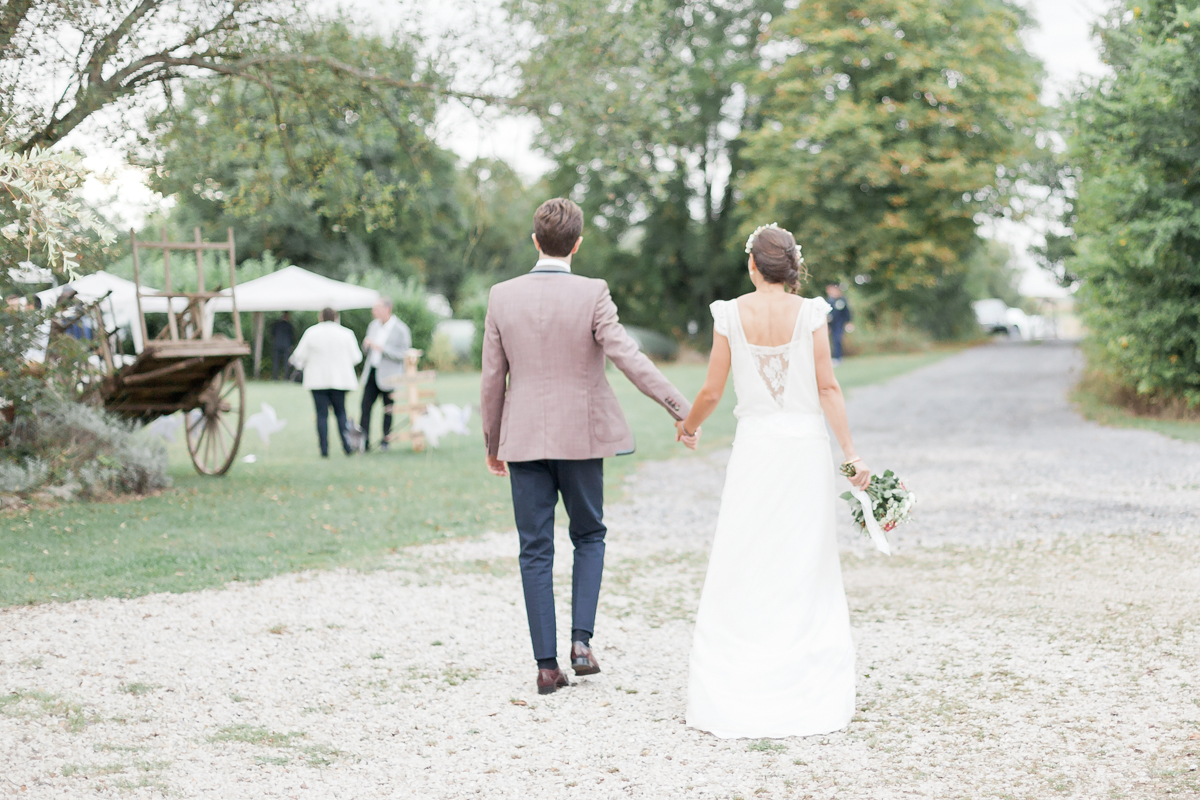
[16, 36, 517, 153]
[0, 0, 37, 52]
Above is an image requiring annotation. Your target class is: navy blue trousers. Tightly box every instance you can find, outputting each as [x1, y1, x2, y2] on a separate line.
[311, 389, 351, 456]
[508, 459, 606, 661]
[831, 323, 846, 360]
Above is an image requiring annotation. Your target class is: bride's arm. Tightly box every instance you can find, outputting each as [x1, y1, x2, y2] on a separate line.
[677, 333, 731, 448]
[813, 323, 871, 490]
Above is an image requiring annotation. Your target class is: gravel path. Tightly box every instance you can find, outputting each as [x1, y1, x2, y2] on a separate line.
[3, 342, 1199, 799]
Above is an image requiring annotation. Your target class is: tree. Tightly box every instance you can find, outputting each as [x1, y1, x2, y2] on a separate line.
[0, 138, 115, 282]
[1, 0, 498, 153]
[1065, 2, 1200, 406]
[507, 0, 786, 335]
[0, 132, 114, 426]
[740, 0, 1044, 336]
[147, 24, 466, 292]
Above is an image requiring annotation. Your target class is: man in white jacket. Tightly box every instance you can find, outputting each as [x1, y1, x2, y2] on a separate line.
[289, 308, 362, 457]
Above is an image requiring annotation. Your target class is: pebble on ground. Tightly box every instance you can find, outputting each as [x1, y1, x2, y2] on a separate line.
[2, 342, 1198, 799]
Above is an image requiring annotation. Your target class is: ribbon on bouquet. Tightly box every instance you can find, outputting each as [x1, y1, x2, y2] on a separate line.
[849, 488, 892, 556]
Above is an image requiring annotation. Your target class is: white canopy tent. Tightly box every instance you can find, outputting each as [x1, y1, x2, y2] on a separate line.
[206, 266, 381, 376]
[36, 270, 186, 354]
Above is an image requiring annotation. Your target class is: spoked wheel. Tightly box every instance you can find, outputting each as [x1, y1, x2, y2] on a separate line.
[186, 360, 246, 476]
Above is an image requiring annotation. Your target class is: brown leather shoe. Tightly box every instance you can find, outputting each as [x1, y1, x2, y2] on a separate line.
[570, 641, 601, 676]
[536, 668, 570, 695]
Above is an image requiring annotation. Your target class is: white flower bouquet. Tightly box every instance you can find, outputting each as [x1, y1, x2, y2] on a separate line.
[839, 469, 915, 554]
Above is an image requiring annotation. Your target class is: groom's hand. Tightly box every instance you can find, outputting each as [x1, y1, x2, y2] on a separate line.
[485, 454, 509, 477]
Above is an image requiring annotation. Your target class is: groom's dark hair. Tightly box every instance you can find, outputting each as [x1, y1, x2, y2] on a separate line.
[533, 198, 583, 257]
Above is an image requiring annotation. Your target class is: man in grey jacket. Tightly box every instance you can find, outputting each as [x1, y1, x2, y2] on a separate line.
[359, 298, 412, 452]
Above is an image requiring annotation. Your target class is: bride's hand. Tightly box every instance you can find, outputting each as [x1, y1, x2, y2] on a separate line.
[847, 460, 871, 491]
[675, 420, 699, 450]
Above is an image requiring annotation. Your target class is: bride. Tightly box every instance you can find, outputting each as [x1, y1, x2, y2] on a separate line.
[674, 224, 872, 739]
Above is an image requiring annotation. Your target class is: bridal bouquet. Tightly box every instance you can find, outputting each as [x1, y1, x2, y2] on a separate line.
[839, 469, 915, 555]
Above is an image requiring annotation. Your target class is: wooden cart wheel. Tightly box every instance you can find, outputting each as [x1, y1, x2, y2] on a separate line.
[186, 360, 246, 476]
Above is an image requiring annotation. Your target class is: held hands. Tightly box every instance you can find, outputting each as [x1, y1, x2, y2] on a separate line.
[485, 454, 509, 477]
[675, 420, 700, 451]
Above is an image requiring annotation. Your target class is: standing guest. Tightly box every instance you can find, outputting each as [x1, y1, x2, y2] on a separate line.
[825, 284, 853, 364]
[359, 298, 411, 452]
[289, 308, 361, 458]
[270, 312, 296, 380]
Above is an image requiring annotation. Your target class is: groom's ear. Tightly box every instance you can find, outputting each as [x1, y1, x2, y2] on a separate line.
[570, 237, 583, 255]
[531, 232, 542, 254]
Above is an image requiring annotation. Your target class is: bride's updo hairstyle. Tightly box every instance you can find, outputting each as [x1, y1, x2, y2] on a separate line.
[750, 226, 807, 293]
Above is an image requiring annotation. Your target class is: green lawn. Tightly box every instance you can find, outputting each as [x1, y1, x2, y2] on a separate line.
[0, 350, 954, 606]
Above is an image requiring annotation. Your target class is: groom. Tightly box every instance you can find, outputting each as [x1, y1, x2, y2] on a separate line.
[481, 198, 695, 695]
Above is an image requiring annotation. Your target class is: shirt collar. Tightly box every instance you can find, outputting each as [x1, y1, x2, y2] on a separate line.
[533, 257, 572, 273]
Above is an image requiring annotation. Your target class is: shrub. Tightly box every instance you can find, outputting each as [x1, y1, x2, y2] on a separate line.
[1065, 4, 1200, 408]
[841, 311, 933, 357]
[427, 332, 462, 372]
[1, 401, 170, 501]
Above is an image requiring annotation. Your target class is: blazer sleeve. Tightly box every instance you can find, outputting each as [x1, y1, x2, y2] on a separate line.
[479, 292, 509, 457]
[592, 282, 691, 421]
[346, 328, 363, 365]
[382, 320, 412, 362]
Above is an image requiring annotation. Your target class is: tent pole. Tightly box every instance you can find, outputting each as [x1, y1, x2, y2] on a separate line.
[253, 312, 264, 378]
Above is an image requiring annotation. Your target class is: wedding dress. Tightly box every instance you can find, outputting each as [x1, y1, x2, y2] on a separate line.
[686, 296, 856, 739]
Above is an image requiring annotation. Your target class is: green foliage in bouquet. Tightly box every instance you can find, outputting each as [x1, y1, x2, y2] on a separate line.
[840, 469, 912, 533]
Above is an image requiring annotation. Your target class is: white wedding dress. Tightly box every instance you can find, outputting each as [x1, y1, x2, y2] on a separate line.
[686, 296, 856, 739]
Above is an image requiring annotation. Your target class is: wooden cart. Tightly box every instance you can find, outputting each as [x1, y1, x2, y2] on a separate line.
[98, 228, 250, 476]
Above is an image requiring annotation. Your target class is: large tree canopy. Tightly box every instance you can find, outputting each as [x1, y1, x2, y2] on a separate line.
[509, 0, 785, 336]
[1066, 2, 1200, 406]
[149, 24, 544, 306]
[740, 0, 1044, 335]
[147, 24, 462, 287]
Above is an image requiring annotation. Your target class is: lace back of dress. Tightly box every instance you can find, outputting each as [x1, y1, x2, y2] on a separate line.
[751, 349, 789, 407]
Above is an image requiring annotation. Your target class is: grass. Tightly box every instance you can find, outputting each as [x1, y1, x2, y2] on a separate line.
[0, 352, 954, 607]
[207, 723, 304, 747]
[207, 723, 342, 767]
[747, 739, 788, 753]
[1073, 374, 1200, 444]
[1, 688, 94, 731]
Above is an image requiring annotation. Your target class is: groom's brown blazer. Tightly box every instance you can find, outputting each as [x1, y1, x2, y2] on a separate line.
[481, 263, 691, 462]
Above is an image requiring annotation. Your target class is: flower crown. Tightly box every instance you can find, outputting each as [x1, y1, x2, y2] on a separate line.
[744, 222, 804, 265]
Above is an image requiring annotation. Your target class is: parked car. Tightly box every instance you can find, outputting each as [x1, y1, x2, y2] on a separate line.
[972, 299, 1050, 340]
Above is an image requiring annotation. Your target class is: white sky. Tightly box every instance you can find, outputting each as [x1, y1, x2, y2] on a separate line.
[69, 0, 1110, 296]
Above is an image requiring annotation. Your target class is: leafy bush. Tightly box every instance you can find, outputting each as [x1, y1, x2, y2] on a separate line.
[1, 401, 169, 501]
[1065, 4, 1200, 408]
[459, 293, 489, 370]
[427, 332, 463, 372]
[842, 311, 933, 356]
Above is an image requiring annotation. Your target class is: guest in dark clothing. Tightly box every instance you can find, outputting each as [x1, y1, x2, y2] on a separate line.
[825, 284, 853, 363]
[270, 312, 296, 380]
